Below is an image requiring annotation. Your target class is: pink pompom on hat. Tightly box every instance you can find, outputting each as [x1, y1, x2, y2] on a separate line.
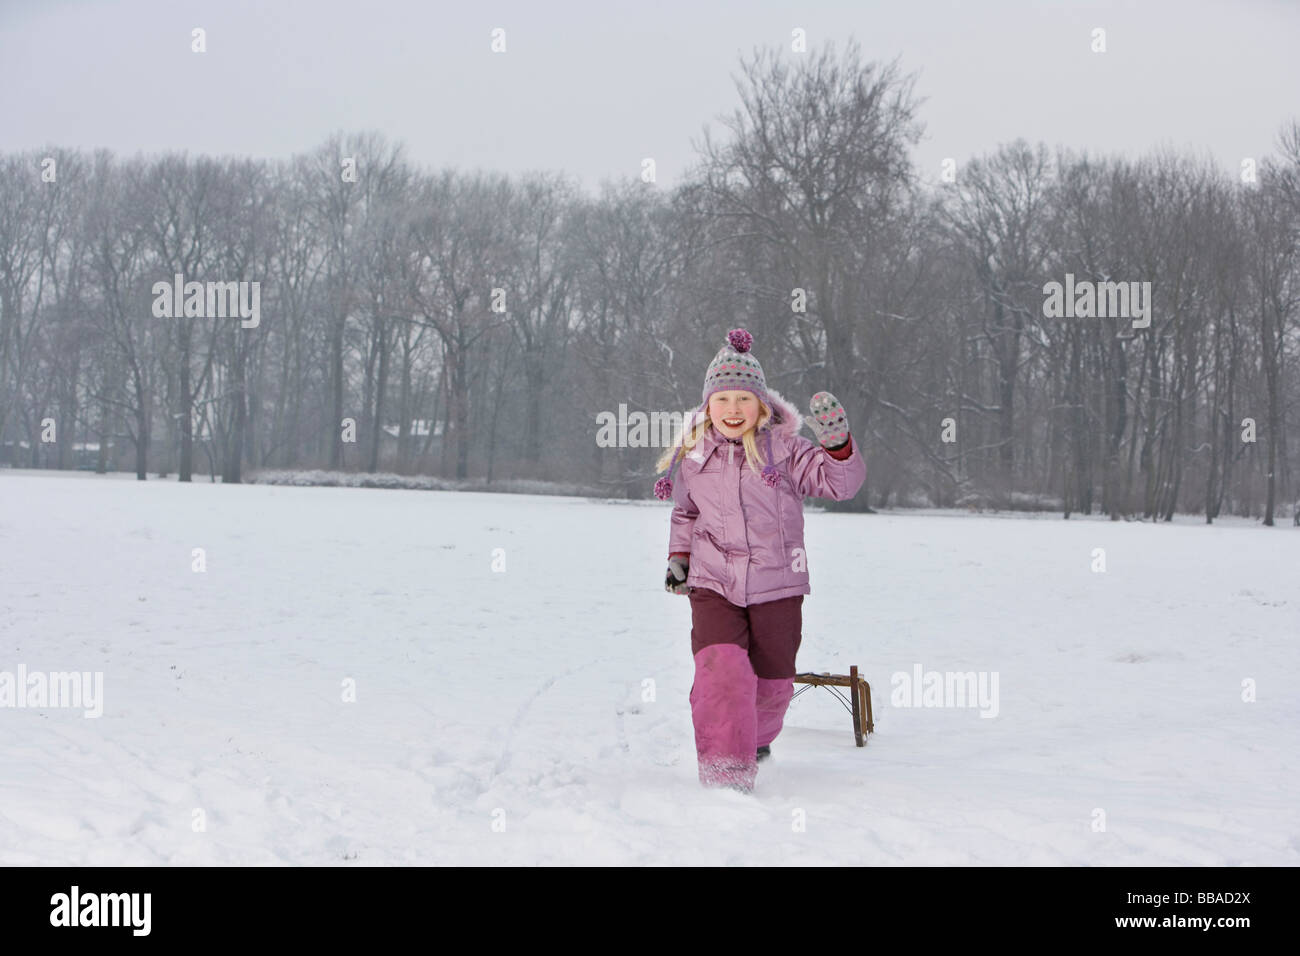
[654, 328, 781, 500]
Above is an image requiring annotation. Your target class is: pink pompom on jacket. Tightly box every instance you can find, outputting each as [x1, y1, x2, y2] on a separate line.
[666, 389, 866, 607]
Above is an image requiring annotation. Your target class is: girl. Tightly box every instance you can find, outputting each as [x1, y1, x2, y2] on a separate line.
[654, 328, 866, 792]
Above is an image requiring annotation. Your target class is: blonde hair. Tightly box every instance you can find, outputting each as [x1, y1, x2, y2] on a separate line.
[656, 398, 773, 476]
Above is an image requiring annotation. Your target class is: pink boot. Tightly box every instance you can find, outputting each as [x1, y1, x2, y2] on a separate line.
[689, 643, 757, 791]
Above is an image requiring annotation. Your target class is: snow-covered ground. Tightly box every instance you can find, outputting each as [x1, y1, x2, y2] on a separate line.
[1, 469, 1297, 865]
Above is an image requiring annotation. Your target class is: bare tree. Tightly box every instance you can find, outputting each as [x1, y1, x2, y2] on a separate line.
[1242, 150, 1299, 525]
[85, 154, 157, 479]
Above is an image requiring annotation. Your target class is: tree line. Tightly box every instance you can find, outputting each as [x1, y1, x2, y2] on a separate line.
[1, 40, 1297, 522]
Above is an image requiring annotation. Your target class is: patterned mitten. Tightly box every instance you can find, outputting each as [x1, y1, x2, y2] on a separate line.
[805, 391, 850, 449]
[664, 556, 690, 594]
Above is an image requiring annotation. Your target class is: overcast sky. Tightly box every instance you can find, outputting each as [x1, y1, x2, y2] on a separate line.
[2, 0, 1297, 193]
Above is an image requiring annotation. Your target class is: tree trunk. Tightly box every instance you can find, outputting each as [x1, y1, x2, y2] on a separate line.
[330, 307, 345, 469]
[368, 316, 390, 473]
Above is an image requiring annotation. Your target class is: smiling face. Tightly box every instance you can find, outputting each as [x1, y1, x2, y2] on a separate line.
[708, 390, 761, 439]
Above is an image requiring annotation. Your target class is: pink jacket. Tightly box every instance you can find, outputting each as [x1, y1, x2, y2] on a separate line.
[667, 390, 867, 607]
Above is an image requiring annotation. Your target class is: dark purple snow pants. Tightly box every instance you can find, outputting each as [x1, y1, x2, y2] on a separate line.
[688, 586, 802, 790]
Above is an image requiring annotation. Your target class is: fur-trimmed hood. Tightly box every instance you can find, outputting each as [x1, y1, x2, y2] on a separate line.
[656, 388, 808, 491]
[758, 388, 805, 440]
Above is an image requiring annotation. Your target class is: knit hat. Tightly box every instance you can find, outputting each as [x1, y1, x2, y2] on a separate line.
[654, 328, 781, 499]
[701, 328, 768, 406]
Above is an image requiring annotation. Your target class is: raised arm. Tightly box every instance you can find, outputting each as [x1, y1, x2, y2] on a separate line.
[786, 433, 866, 501]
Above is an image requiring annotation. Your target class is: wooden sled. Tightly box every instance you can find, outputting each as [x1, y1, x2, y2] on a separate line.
[792, 666, 874, 747]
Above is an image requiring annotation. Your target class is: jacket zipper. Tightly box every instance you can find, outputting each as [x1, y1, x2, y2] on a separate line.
[727, 440, 739, 599]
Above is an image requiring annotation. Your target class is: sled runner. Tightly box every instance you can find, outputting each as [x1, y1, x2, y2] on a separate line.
[791, 665, 874, 747]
